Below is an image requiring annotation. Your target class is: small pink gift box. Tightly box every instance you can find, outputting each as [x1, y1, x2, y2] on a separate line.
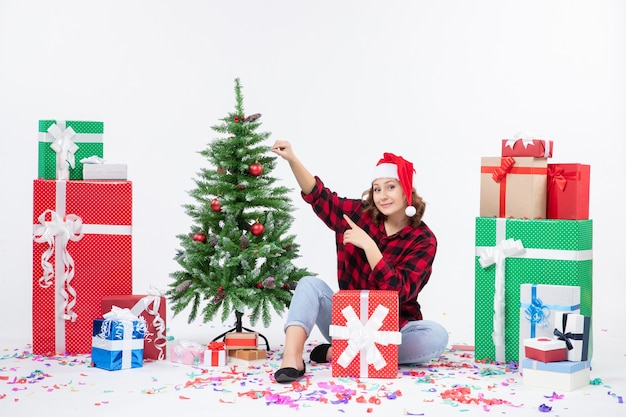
[523, 337, 567, 362]
[170, 340, 204, 366]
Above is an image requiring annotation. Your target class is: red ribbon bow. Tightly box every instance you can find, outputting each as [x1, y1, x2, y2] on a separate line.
[208, 341, 225, 350]
[548, 166, 568, 191]
[491, 157, 515, 183]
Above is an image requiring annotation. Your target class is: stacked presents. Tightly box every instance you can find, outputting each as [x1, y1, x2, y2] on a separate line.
[169, 332, 266, 367]
[32, 119, 268, 370]
[474, 134, 592, 391]
[32, 119, 165, 370]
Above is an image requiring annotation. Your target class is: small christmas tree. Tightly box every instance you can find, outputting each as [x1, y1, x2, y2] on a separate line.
[168, 78, 314, 333]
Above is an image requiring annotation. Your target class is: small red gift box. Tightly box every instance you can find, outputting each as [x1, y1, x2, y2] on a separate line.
[329, 290, 402, 378]
[480, 156, 548, 219]
[224, 332, 258, 350]
[204, 341, 227, 366]
[102, 293, 167, 360]
[547, 164, 590, 220]
[502, 138, 553, 158]
[32, 179, 132, 355]
[523, 337, 567, 362]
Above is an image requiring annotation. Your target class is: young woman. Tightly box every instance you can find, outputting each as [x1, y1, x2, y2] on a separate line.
[271, 140, 448, 383]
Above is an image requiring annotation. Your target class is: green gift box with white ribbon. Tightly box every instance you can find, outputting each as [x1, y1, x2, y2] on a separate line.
[38, 120, 104, 180]
[474, 217, 592, 363]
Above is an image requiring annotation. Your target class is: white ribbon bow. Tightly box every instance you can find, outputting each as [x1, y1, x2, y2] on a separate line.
[479, 238, 525, 363]
[33, 209, 84, 321]
[329, 304, 402, 371]
[504, 132, 536, 150]
[48, 123, 79, 179]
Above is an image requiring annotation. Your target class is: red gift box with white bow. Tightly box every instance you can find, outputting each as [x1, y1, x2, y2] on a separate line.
[329, 290, 402, 378]
[501, 137, 553, 158]
[32, 179, 132, 355]
[102, 293, 167, 360]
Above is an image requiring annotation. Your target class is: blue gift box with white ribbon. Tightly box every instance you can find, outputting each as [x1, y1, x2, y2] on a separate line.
[91, 307, 146, 371]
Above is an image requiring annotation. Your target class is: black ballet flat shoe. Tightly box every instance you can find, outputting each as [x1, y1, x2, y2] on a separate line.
[309, 343, 332, 363]
[274, 361, 306, 383]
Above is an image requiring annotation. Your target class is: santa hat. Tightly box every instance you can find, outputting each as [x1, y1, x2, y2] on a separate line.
[371, 152, 417, 217]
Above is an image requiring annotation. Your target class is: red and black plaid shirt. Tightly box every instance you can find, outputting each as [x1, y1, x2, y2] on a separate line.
[302, 177, 437, 328]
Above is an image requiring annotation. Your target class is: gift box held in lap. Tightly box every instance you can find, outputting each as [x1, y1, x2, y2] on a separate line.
[547, 163, 590, 220]
[553, 312, 591, 362]
[32, 179, 133, 355]
[519, 284, 581, 362]
[480, 156, 548, 219]
[38, 120, 104, 180]
[204, 342, 227, 366]
[91, 308, 146, 371]
[170, 340, 205, 365]
[102, 293, 167, 360]
[522, 359, 591, 391]
[474, 217, 593, 363]
[329, 290, 402, 378]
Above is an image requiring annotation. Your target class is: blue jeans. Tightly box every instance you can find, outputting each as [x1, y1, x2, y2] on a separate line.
[284, 276, 449, 365]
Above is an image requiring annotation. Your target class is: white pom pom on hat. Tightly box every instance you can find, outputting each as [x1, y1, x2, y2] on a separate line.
[371, 153, 417, 217]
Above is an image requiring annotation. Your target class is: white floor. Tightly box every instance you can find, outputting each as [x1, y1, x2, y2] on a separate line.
[1, 320, 624, 417]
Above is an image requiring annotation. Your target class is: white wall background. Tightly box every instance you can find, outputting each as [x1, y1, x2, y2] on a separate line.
[1, 0, 624, 347]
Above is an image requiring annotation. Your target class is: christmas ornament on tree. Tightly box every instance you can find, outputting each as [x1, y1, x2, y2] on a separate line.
[248, 162, 263, 177]
[193, 232, 207, 243]
[250, 221, 264, 236]
[210, 198, 222, 212]
[167, 78, 315, 330]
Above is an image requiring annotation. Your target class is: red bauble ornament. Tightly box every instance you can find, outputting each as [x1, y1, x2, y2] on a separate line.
[192, 232, 207, 243]
[211, 198, 222, 212]
[256, 283, 263, 289]
[250, 221, 264, 236]
[248, 162, 263, 177]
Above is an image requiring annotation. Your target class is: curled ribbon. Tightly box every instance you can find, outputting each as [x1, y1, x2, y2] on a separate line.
[130, 287, 168, 360]
[329, 304, 402, 371]
[524, 295, 550, 329]
[47, 123, 78, 179]
[33, 209, 84, 321]
[491, 157, 515, 183]
[479, 238, 525, 363]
